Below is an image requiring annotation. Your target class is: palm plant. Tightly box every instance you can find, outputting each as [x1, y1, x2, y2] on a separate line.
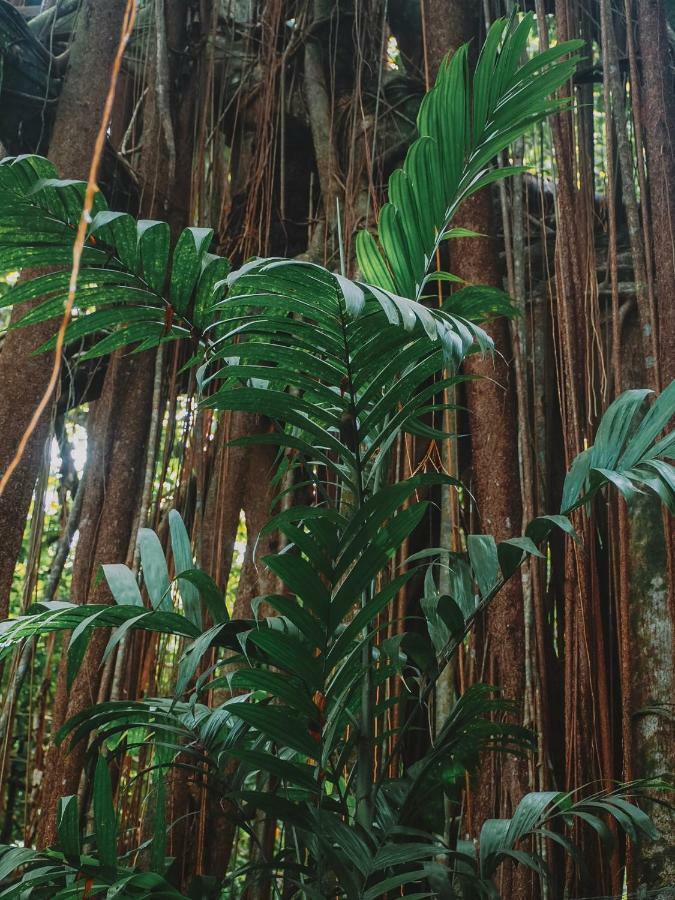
[0, 391, 670, 896]
[0, 11, 673, 898]
[0, 759, 184, 898]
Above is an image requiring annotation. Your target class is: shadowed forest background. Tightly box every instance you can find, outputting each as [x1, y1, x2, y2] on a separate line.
[0, 0, 673, 897]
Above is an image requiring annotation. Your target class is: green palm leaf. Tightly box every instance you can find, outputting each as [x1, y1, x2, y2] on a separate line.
[203, 258, 487, 500]
[0, 155, 222, 359]
[561, 382, 675, 512]
[478, 783, 663, 886]
[356, 13, 583, 301]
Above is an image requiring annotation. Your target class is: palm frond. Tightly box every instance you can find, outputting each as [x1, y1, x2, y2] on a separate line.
[0, 758, 182, 897]
[0, 511, 227, 678]
[0, 155, 225, 358]
[203, 258, 484, 496]
[356, 13, 583, 301]
[478, 783, 664, 885]
[561, 382, 675, 513]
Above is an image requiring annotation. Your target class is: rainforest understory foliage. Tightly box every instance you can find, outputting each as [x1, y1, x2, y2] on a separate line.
[0, 1, 673, 898]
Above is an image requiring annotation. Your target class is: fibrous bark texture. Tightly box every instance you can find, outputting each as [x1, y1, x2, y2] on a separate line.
[36, 349, 154, 847]
[636, 0, 675, 388]
[423, 3, 529, 894]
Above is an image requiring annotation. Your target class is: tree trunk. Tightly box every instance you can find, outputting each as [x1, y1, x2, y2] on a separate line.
[636, 0, 675, 388]
[233, 436, 280, 616]
[200, 417, 279, 879]
[457, 197, 530, 899]
[629, 492, 675, 895]
[422, 2, 528, 893]
[0, 0, 130, 618]
[36, 0, 194, 846]
[622, 309, 675, 895]
[199, 412, 259, 588]
[36, 350, 154, 847]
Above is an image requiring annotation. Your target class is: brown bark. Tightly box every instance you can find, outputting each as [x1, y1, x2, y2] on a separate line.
[636, 0, 675, 388]
[458, 198, 530, 900]
[36, 350, 154, 847]
[201, 420, 279, 879]
[632, 3, 675, 890]
[36, 0, 194, 847]
[421, 2, 528, 893]
[458, 196, 525, 716]
[533, 2, 620, 892]
[199, 412, 258, 589]
[0, 0, 130, 619]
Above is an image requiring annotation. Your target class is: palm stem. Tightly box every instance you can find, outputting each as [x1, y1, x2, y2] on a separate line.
[336, 298, 373, 830]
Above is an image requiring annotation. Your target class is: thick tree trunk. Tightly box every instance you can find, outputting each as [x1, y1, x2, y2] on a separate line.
[36, 350, 154, 847]
[0, 0, 129, 618]
[636, 0, 675, 388]
[623, 315, 675, 894]
[422, 3, 528, 893]
[457, 198, 530, 899]
[629, 493, 675, 894]
[632, 3, 675, 891]
[200, 417, 279, 879]
[36, 0, 193, 847]
[199, 412, 259, 588]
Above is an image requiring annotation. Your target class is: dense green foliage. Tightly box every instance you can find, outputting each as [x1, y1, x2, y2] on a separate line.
[0, 13, 672, 898]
